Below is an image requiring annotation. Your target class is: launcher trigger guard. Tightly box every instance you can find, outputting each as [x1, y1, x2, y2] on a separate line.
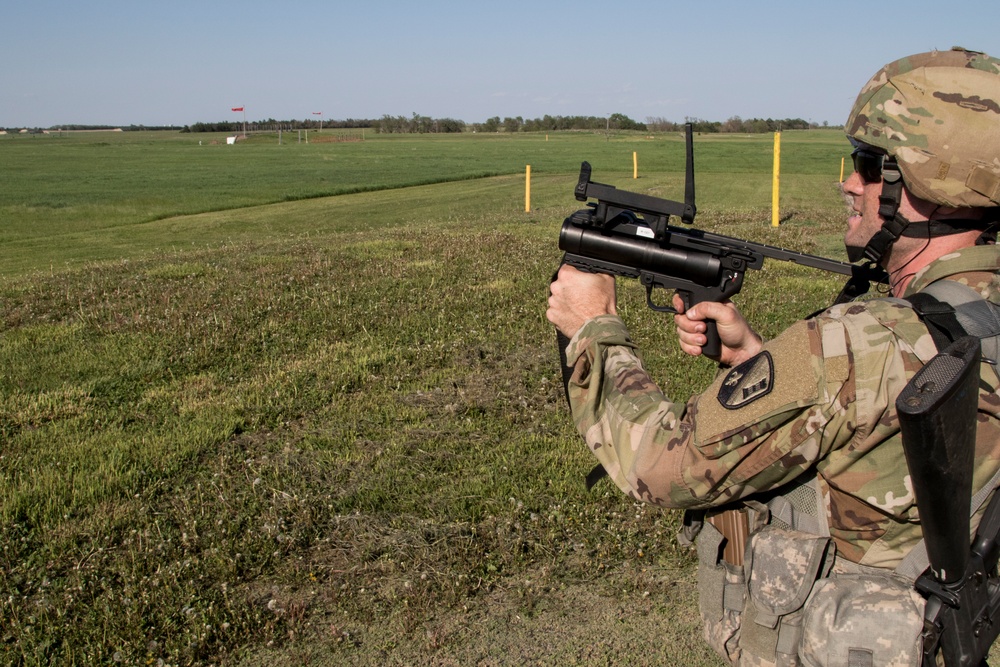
[645, 284, 679, 313]
[638, 271, 681, 313]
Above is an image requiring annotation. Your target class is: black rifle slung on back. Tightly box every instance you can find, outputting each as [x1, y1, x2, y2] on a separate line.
[897, 336, 1000, 666]
[558, 123, 886, 357]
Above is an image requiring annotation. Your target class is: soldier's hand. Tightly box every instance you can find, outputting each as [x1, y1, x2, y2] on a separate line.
[547, 264, 617, 339]
[672, 294, 763, 366]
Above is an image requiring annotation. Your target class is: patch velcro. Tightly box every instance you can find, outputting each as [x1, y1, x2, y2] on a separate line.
[717, 351, 774, 410]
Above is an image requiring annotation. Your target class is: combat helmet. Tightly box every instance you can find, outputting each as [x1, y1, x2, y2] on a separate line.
[844, 48, 1000, 263]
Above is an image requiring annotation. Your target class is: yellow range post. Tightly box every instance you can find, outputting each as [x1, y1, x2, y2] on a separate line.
[771, 131, 781, 227]
[525, 164, 531, 212]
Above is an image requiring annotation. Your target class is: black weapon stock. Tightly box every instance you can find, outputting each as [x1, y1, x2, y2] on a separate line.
[559, 124, 887, 357]
[897, 336, 1000, 666]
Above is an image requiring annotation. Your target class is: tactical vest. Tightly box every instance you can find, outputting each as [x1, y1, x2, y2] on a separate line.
[692, 278, 1000, 667]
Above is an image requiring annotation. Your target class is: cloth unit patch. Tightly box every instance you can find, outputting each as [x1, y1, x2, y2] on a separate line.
[717, 351, 774, 410]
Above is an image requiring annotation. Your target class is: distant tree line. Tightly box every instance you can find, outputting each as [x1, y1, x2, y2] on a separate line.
[182, 118, 376, 133]
[468, 113, 647, 134]
[373, 113, 828, 134]
[374, 114, 465, 133]
[5, 114, 834, 136]
[646, 116, 829, 133]
[373, 113, 648, 134]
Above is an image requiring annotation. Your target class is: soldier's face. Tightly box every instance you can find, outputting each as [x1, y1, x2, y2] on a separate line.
[841, 170, 883, 252]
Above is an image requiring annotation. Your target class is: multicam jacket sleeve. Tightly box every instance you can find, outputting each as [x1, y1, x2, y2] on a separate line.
[564, 313, 857, 511]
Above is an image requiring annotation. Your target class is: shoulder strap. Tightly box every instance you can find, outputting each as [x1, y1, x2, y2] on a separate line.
[904, 291, 965, 351]
[920, 280, 1000, 366]
[905, 280, 1000, 383]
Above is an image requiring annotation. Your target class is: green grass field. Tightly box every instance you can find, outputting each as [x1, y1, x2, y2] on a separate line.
[2, 129, 860, 665]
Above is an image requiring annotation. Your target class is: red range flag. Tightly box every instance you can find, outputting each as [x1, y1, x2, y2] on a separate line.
[312, 112, 322, 115]
[231, 106, 244, 112]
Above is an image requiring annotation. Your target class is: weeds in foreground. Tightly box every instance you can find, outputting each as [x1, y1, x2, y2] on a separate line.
[1, 207, 843, 665]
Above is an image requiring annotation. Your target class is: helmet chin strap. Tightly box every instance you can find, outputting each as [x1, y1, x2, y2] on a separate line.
[846, 158, 912, 264]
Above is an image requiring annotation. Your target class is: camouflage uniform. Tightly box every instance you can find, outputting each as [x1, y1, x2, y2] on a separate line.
[564, 246, 1000, 665]
[565, 243, 1000, 565]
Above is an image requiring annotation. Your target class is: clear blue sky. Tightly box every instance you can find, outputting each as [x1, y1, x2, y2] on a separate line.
[2, 0, 996, 128]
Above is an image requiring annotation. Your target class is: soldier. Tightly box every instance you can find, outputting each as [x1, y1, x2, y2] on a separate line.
[547, 48, 1000, 666]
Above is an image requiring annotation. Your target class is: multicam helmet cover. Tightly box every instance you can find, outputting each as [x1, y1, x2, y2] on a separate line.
[846, 47, 1000, 209]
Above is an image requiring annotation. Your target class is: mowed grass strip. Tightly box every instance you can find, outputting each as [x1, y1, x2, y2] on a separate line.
[0, 129, 851, 248]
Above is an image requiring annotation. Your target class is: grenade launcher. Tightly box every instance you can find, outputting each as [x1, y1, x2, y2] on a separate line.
[558, 124, 887, 357]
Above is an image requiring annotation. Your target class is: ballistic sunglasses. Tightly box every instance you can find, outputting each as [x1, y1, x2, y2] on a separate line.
[849, 137, 886, 184]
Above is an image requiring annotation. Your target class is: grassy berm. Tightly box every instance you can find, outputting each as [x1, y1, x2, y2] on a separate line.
[2, 187, 857, 665]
